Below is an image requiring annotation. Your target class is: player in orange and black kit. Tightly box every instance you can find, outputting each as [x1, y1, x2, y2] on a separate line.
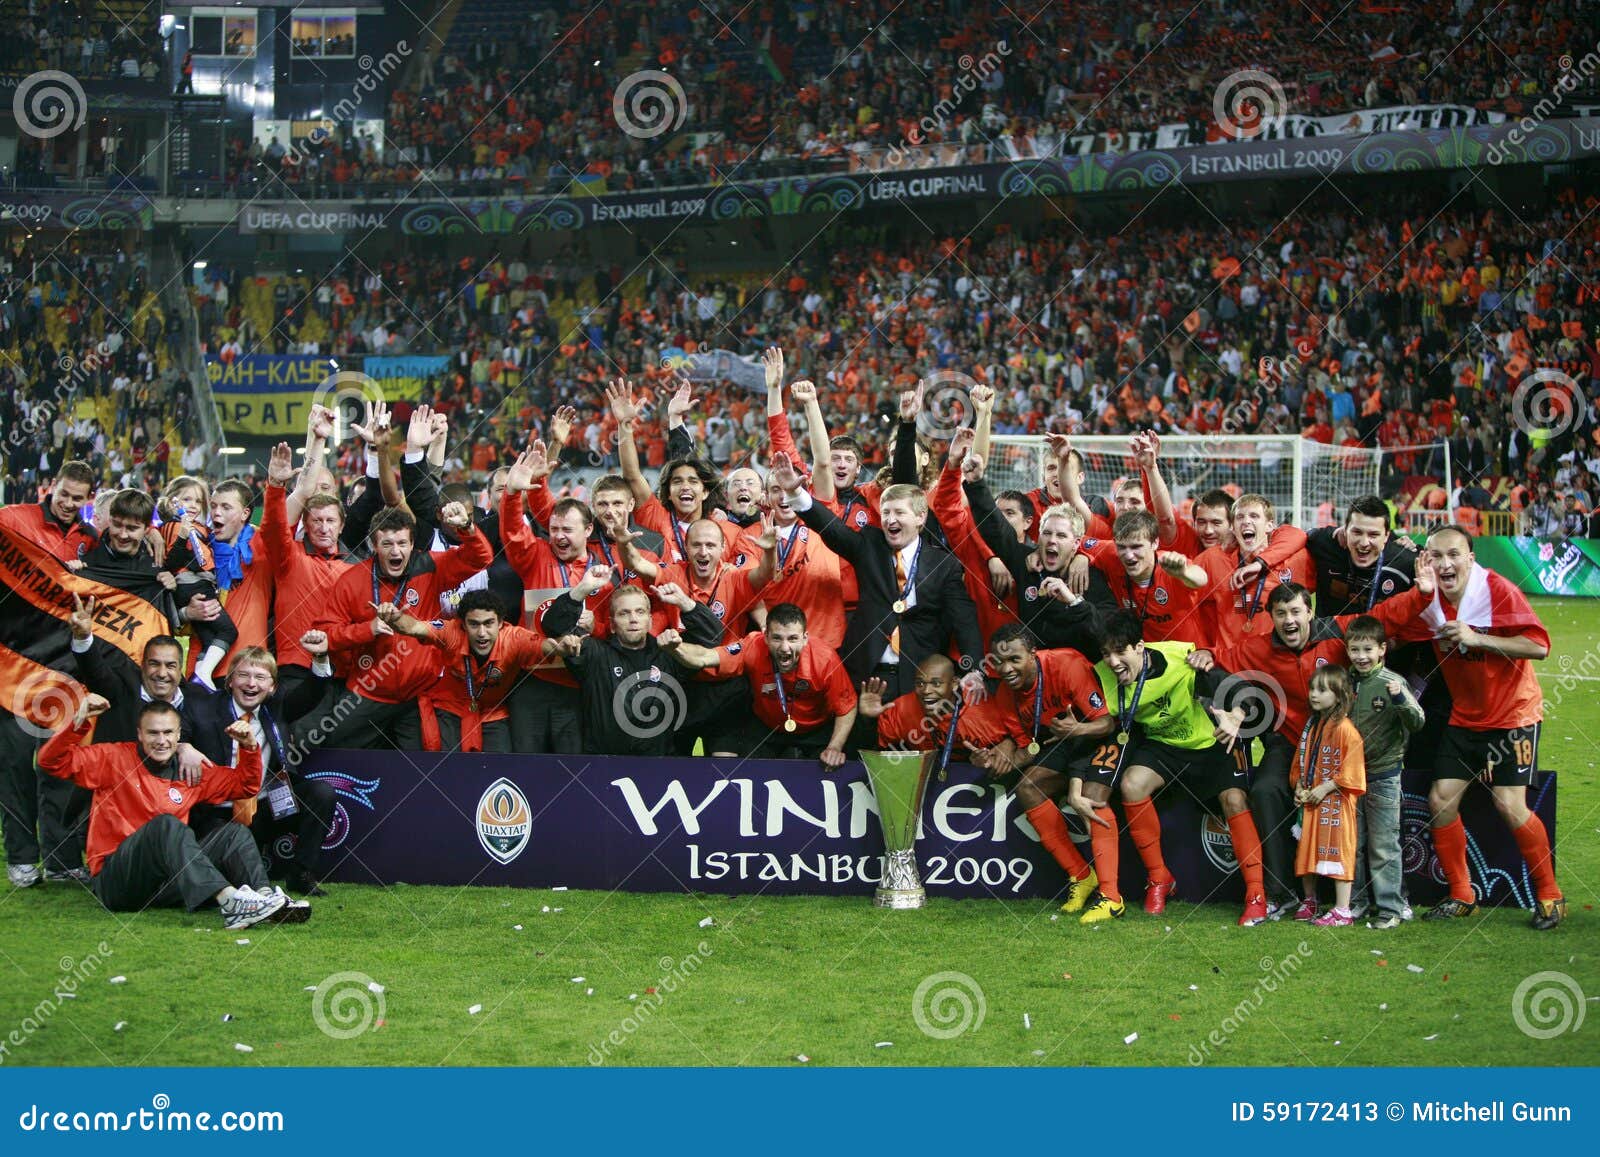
[1195, 493, 1312, 643]
[856, 654, 1027, 772]
[986, 624, 1115, 914]
[1081, 510, 1213, 644]
[1363, 528, 1565, 929]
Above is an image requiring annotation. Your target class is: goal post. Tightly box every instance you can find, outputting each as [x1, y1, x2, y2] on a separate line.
[985, 434, 1451, 530]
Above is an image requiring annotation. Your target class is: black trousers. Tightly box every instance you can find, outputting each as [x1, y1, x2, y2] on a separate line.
[435, 711, 513, 754]
[92, 816, 268, 912]
[252, 773, 338, 875]
[676, 678, 750, 756]
[296, 689, 421, 751]
[507, 675, 581, 754]
[1251, 733, 1298, 901]
[0, 715, 89, 871]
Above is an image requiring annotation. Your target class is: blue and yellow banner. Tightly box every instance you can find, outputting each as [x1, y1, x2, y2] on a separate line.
[207, 355, 447, 435]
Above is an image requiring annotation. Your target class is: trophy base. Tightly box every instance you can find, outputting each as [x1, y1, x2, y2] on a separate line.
[874, 886, 926, 909]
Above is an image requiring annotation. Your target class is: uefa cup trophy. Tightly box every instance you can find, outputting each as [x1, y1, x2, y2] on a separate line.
[859, 748, 935, 908]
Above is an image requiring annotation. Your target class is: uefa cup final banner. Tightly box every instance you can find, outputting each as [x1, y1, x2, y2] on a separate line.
[304, 752, 1554, 907]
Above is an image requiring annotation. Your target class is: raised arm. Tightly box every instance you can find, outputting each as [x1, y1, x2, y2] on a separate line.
[260, 441, 297, 570]
[1048, 432, 1096, 528]
[971, 382, 995, 466]
[775, 452, 865, 563]
[607, 378, 652, 506]
[286, 404, 334, 525]
[1134, 432, 1180, 545]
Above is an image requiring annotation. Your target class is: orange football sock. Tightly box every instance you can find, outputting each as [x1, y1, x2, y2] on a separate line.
[1227, 811, 1265, 898]
[1124, 796, 1173, 886]
[1091, 807, 1121, 903]
[1431, 817, 1474, 904]
[1025, 801, 1091, 881]
[1512, 813, 1562, 903]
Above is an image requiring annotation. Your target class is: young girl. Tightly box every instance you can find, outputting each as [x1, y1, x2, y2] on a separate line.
[157, 475, 239, 690]
[1291, 665, 1367, 927]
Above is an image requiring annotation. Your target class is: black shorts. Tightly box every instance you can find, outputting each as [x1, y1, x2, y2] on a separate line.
[1039, 735, 1126, 791]
[1435, 723, 1539, 787]
[1125, 738, 1248, 802]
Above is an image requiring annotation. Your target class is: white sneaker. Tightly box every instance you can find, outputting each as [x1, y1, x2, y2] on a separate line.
[7, 864, 41, 888]
[1265, 896, 1295, 921]
[1399, 904, 1415, 922]
[264, 885, 312, 924]
[221, 885, 287, 930]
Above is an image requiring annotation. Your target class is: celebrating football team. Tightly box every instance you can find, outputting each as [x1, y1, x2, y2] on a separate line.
[0, 346, 1565, 934]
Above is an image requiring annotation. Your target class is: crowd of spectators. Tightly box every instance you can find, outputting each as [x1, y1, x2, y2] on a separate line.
[0, 0, 164, 81]
[184, 174, 1600, 535]
[0, 241, 201, 503]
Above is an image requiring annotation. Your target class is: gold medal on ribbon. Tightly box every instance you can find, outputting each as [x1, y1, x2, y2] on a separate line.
[1026, 741, 1040, 755]
[892, 599, 907, 614]
[784, 718, 797, 733]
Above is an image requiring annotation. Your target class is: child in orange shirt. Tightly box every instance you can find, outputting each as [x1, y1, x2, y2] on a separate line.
[1290, 666, 1366, 927]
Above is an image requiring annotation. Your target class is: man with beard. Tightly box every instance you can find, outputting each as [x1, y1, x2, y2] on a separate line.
[378, 590, 555, 755]
[735, 473, 847, 651]
[612, 379, 743, 563]
[672, 603, 858, 768]
[313, 501, 491, 749]
[39, 694, 306, 930]
[856, 654, 1025, 775]
[541, 567, 724, 757]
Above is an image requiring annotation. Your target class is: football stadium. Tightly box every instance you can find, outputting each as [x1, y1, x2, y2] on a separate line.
[0, 0, 1597, 1143]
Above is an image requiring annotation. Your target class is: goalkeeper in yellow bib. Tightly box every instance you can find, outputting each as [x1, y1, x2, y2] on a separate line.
[1064, 610, 1270, 926]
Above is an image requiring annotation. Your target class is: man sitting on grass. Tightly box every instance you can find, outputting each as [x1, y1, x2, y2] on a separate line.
[38, 694, 310, 931]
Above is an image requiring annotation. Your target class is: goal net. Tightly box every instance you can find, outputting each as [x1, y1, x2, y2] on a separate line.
[985, 435, 1451, 530]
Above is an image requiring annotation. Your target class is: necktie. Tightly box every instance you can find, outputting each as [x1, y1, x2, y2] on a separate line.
[890, 551, 905, 656]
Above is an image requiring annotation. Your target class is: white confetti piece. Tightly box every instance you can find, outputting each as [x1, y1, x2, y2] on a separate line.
[1423, 1034, 1439, 1041]
[570, 977, 585, 983]
[552, 907, 563, 912]
[1370, 949, 1384, 956]
[468, 1004, 483, 1015]
[795, 1054, 810, 1063]
[1333, 1040, 1341, 1045]
[874, 1041, 893, 1048]
[367, 982, 385, 994]
[1164, 926, 1171, 932]
[108, 976, 126, 985]
[1380, 1003, 1388, 1011]
[699, 916, 715, 928]
[1032, 1049, 1045, 1056]
[1023, 1013, 1032, 1030]
[541, 905, 551, 913]
[586, 988, 594, 996]
[551, 886, 568, 892]
[1406, 964, 1425, 973]
[1123, 1032, 1139, 1045]
[303, 985, 316, 992]
[513, 924, 523, 931]
[234, 1043, 253, 1053]
[235, 938, 249, 945]
[628, 994, 638, 1001]
[1188, 985, 1198, 991]
[113, 1021, 127, 1032]
[1049, 914, 1059, 922]
[221, 1014, 233, 1023]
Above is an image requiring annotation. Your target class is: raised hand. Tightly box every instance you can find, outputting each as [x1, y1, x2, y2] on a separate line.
[299, 629, 329, 659]
[970, 382, 995, 411]
[351, 398, 391, 448]
[606, 378, 639, 425]
[550, 404, 577, 448]
[506, 440, 550, 492]
[75, 693, 111, 725]
[751, 514, 778, 552]
[308, 404, 336, 441]
[770, 451, 803, 494]
[961, 452, 986, 483]
[899, 382, 924, 422]
[789, 378, 817, 405]
[657, 628, 684, 651]
[439, 501, 473, 530]
[857, 676, 889, 719]
[578, 564, 615, 597]
[1413, 550, 1436, 596]
[267, 440, 295, 486]
[1157, 550, 1191, 575]
[650, 581, 693, 610]
[406, 404, 435, 453]
[224, 718, 259, 748]
[667, 379, 696, 425]
[948, 426, 975, 466]
[762, 346, 784, 391]
[428, 410, 449, 446]
[69, 593, 97, 640]
[1131, 432, 1158, 472]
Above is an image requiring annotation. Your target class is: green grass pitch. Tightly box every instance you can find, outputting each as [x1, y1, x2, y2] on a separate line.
[2, 597, 1597, 1067]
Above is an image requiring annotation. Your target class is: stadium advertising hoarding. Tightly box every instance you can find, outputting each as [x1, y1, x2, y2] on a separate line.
[1472, 536, 1600, 597]
[307, 752, 1555, 909]
[206, 354, 446, 434]
[232, 117, 1600, 236]
[0, 189, 154, 231]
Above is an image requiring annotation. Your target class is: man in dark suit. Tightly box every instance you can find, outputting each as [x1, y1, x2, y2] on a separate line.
[183, 635, 337, 896]
[772, 452, 985, 702]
